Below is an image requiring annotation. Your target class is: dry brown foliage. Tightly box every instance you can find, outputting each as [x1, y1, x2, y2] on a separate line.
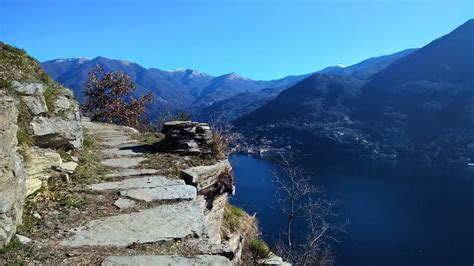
[83, 65, 154, 131]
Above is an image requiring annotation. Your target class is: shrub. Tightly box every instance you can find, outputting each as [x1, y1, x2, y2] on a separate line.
[83, 65, 154, 131]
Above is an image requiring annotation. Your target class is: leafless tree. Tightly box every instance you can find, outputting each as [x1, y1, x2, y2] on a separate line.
[272, 153, 348, 265]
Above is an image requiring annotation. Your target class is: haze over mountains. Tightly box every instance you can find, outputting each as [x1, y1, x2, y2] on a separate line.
[41, 47, 416, 120]
[237, 19, 474, 161]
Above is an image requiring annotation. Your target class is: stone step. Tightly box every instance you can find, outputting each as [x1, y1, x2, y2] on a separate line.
[101, 255, 232, 266]
[119, 185, 197, 202]
[101, 157, 147, 168]
[90, 175, 184, 191]
[60, 199, 207, 247]
[104, 169, 159, 178]
[102, 148, 144, 158]
[101, 138, 138, 147]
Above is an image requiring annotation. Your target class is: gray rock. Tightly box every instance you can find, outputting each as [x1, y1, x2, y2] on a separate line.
[24, 147, 62, 195]
[60, 162, 78, 174]
[100, 137, 138, 147]
[90, 175, 185, 191]
[0, 96, 27, 248]
[104, 169, 159, 178]
[161, 121, 213, 155]
[204, 194, 227, 244]
[259, 254, 292, 266]
[113, 198, 136, 209]
[181, 160, 232, 192]
[12, 81, 43, 95]
[30, 116, 83, 149]
[15, 234, 32, 244]
[53, 95, 71, 111]
[21, 94, 48, 115]
[60, 199, 207, 247]
[119, 185, 197, 202]
[101, 157, 147, 168]
[102, 148, 143, 158]
[102, 255, 232, 266]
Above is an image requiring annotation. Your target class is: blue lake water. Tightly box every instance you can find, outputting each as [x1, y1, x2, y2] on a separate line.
[229, 154, 474, 266]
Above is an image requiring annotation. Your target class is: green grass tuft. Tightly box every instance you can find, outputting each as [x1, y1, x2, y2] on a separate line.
[64, 196, 88, 209]
[17, 130, 33, 146]
[42, 85, 60, 112]
[0, 79, 16, 97]
[249, 237, 271, 260]
[223, 203, 245, 231]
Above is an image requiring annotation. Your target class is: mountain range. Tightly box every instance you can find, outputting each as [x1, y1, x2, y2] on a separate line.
[41, 47, 416, 120]
[236, 19, 474, 162]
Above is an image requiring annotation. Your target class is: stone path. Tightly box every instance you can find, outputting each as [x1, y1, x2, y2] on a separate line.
[60, 121, 231, 264]
[102, 255, 231, 266]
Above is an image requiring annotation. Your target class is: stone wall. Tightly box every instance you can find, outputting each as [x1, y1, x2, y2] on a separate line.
[162, 121, 213, 155]
[0, 94, 27, 248]
[0, 81, 83, 247]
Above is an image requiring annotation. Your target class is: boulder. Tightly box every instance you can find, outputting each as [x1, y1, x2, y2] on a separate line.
[30, 115, 83, 149]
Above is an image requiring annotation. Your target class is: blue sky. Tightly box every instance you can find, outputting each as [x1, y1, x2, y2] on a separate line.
[1, 0, 473, 80]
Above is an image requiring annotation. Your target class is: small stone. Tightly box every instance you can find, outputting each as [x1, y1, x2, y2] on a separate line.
[60, 162, 78, 174]
[70, 156, 79, 162]
[33, 212, 42, 220]
[113, 198, 136, 209]
[16, 234, 32, 244]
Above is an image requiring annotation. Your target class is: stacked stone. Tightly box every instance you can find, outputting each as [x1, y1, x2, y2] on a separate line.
[162, 121, 213, 155]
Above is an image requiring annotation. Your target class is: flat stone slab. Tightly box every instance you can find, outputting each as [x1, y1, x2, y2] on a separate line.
[90, 175, 185, 191]
[104, 169, 159, 178]
[101, 157, 147, 168]
[181, 160, 232, 191]
[120, 185, 197, 202]
[103, 148, 143, 158]
[101, 138, 138, 147]
[60, 199, 206, 247]
[113, 198, 136, 209]
[102, 255, 232, 266]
